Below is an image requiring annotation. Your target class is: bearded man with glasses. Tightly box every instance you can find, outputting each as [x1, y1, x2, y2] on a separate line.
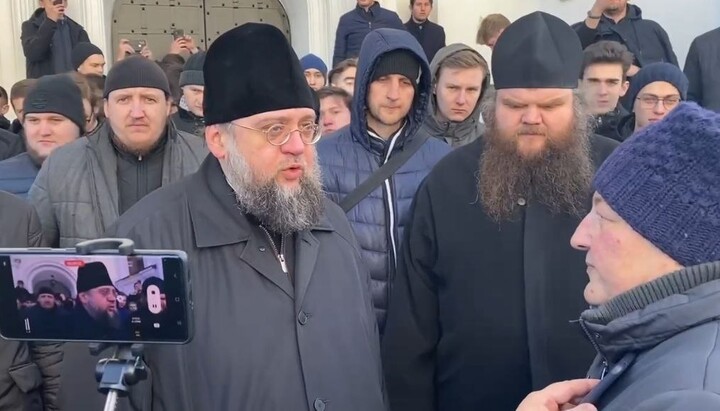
[616, 62, 689, 140]
[105, 23, 387, 411]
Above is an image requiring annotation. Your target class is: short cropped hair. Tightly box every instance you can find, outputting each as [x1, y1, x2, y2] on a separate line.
[10, 79, 38, 103]
[317, 87, 352, 110]
[476, 14, 511, 45]
[328, 58, 358, 86]
[581, 41, 635, 81]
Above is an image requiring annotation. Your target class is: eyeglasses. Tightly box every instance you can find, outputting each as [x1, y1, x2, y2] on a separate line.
[228, 122, 322, 146]
[636, 95, 681, 110]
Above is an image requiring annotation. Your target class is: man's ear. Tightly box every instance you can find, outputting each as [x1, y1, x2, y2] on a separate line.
[0, 104, 8, 116]
[620, 80, 630, 97]
[205, 124, 229, 160]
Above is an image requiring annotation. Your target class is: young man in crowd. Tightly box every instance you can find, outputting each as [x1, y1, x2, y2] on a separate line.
[333, 0, 404, 66]
[328, 58, 358, 95]
[0, 86, 11, 130]
[404, 0, 445, 62]
[21, 0, 90, 78]
[421, 43, 489, 147]
[615, 62, 688, 140]
[300, 53, 328, 91]
[318, 86, 351, 135]
[476, 13, 511, 50]
[172, 51, 206, 137]
[0, 74, 85, 198]
[71, 42, 105, 76]
[579, 41, 633, 141]
[318, 28, 451, 332]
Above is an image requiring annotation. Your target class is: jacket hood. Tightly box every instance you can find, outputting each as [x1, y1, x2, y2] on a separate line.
[626, 4, 642, 20]
[350, 28, 431, 151]
[423, 43, 488, 145]
[580, 261, 720, 363]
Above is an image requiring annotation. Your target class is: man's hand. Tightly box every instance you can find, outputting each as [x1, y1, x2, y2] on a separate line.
[140, 46, 154, 60]
[516, 379, 599, 411]
[116, 39, 136, 61]
[169, 37, 186, 55]
[182, 35, 200, 54]
[45, 2, 65, 22]
[591, 0, 615, 16]
[627, 64, 641, 77]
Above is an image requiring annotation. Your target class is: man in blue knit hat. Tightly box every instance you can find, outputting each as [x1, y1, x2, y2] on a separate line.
[517, 102, 720, 410]
[300, 53, 328, 91]
[615, 62, 689, 140]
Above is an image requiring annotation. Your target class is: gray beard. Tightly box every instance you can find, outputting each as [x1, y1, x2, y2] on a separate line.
[478, 100, 594, 223]
[219, 142, 325, 235]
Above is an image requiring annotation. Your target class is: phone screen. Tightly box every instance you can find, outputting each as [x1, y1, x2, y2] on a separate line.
[0, 252, 191, 344]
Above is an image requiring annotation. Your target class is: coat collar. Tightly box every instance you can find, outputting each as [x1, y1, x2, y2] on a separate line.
[187, 155, 335, 249]
[580, 261, 720, 362]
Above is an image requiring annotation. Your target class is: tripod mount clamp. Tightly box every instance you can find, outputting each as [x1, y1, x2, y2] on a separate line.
[73, 238, 147, 410]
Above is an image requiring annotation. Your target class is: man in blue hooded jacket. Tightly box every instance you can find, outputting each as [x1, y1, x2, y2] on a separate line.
[317, 28, 450, 333]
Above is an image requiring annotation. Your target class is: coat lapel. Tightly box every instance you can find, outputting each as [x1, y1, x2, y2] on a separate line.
[238, 229, 294, 300]
[294, 230, 320, 308]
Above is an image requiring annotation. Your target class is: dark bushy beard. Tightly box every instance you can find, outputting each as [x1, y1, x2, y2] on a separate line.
[219, 139, 325, 235]
[478, 93, 593, 223]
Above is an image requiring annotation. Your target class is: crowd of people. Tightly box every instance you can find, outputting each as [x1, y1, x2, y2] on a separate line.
[0, 0, 719, 410]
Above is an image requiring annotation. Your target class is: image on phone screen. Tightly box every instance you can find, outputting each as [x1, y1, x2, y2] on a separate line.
[0, 253, 190, 344]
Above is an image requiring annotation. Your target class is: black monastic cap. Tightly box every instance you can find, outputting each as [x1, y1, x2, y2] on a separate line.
[492, 11, 583, 90]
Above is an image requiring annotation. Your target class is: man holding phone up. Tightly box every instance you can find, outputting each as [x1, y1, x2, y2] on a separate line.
[21, 0, 90, 78]
[109, 23, 385, 411]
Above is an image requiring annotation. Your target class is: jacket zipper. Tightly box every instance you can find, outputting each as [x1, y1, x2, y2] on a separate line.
[579, 319, 609, 378]
[259, 226, 288, 274]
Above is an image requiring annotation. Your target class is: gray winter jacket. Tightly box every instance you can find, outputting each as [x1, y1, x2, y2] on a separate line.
[28, 121, 207, 247]
[0, 192, 65, 411]
[579, 261, 720, 410]
[420, 43, 489, 148]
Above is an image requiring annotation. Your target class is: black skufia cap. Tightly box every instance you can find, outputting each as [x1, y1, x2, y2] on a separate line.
[492, 11, 583, 90]
[76, 262, 114, 294]
[203, 23, 316, 126]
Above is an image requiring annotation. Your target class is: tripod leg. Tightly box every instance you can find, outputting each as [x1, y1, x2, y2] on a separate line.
[103, 389, 119, 411]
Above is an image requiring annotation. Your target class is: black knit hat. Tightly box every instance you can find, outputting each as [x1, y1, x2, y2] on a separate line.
[492, 11, 583, 90]
[179, 51, 206, 87]
[104, 55, 171, 98]
[203, 23, 316, 126]
[371, 49, 421, 88]
[76, 262, 114, 294]
[72, 42, 103, 70]
[627, 62, 689, 105]
[23, 74, 86, 134]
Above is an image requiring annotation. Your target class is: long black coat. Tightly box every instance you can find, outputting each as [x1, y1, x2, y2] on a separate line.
[382, 135, 618, 411]
[104, 156, 385, 411]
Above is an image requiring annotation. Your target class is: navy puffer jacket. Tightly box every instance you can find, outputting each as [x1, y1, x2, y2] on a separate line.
[317, 28, 451, 332]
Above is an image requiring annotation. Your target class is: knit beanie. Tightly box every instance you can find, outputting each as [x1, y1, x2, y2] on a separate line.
[371, 49, 421, 88]
[23, 73, 86, 134]
[71, 42, 103, 70]
[104, 55, 171, 98]
[300, 54, 328, 77]
[627, 62, 689, 105]
[593, 102, 720, 266]
[179, 51, 206, 87]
